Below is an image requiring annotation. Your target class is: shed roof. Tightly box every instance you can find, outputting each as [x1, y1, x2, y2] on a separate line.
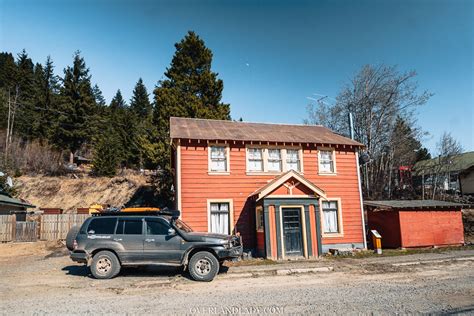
[170, 117, 363, 147]
[364, 200, 466, 210]
[412, 151, 474, 175]
[0, 193, 35, 208]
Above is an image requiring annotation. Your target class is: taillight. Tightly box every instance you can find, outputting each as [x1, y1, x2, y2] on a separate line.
[73, 239, 78, 250]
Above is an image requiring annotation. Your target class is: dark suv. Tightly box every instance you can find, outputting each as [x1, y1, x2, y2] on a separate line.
[66, 210, 243, 281]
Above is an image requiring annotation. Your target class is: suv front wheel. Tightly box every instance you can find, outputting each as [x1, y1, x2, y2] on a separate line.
[188, 251, 219, 282]
[90, 251, 121, 279]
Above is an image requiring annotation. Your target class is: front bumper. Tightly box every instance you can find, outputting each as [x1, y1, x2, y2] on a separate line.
[215, 245, 243, 259]
[70, 251, 90, 264]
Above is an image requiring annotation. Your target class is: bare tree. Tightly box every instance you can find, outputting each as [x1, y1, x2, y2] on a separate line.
[431, 132, 463, 198]
[306, 64, 432, 199]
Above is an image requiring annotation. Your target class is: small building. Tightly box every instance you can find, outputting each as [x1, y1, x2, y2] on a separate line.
[365, 200, 465, 248]
[170, 117, 367, 259]
[413, 151, 474, 196]
[0, 192, 36, 221]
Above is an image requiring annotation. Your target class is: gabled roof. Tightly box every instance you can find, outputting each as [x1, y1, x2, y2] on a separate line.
[412, 151, 474, 176]
[251, 170, 327, 201]
[170, 117, 363, 147]
[0, 193, 35, 208]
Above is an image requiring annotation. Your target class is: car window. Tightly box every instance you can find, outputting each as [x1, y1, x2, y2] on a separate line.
[146, 219, 169, 235]
[116, 219, 143, 235]
[87, 218, 117, 234]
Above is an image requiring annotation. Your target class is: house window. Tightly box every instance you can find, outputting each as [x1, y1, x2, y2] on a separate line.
[210, 202, 230, 234]
[248, 148, 264, 172]
[209, 146, 228, 172]
[286, 149, 301, 171]
[322, 201, 339, 233]
[319, 150, 335, 173]
[256, 207, 264, 231]
[267, 149, 282, 172]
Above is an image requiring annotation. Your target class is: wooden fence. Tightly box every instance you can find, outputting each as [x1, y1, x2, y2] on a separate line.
[15, 222, 38, 242]
[0, 215, 15, 242]
[40, 214, 89, 240]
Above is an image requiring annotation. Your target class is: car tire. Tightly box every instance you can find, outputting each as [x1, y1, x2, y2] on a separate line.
[65, 225, 80, 251]
[188, 251, 219, 282]
[90, 251, 121, 279]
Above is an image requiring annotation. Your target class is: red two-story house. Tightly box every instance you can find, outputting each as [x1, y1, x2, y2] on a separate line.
[170, 117, 366, 259]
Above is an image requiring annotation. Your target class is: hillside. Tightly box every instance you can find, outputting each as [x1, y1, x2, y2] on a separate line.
[15, 172, 160, 212]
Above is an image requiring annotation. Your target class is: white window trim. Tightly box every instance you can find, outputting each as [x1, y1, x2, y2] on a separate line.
[207, 199, 234, 234]
[256, 206, 264, 232]
[320, 197, 344, 238]
[245, 145, 304, 175]
[208, 144, 230, 175]
[318, 147, 337, 175]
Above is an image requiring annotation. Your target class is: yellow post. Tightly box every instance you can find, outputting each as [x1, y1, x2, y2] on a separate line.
[371, 230, 382, 255]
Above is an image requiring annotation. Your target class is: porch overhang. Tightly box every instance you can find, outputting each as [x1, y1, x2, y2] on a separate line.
[250, 170, 327, 201]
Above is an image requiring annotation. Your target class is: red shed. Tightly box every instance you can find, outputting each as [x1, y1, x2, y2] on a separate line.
[365, 200, 465, 248]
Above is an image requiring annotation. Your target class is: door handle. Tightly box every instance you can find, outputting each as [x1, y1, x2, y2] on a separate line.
[145, 238, 155, 242]
[113, 238, 122, 241]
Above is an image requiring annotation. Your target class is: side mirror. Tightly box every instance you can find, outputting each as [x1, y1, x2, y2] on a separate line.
[168, 228, 176, 236]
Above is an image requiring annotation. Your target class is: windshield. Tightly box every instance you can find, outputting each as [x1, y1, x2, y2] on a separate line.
[173, 219, 193, 233]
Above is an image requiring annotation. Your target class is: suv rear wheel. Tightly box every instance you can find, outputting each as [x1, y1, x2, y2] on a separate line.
[188, 251, 219, 282]
[90, 251, 121, 279]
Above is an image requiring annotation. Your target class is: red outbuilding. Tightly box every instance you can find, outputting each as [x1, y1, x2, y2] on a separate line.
[365, 200, 465, 248]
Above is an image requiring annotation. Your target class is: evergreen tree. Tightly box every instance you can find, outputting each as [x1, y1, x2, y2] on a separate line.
[50, 51, 97, 162]
[130, 78, 154, 168]
[92, 84, 107, 107]
[130, 78, 152, 118]
[12, 50, 35, 139]
[31, 56, 60, 141]
[92, 126, 121, 177]
[152, 31, 231, 201]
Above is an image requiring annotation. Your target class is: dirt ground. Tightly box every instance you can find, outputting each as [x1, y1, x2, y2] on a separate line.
[0, 242, 473, 315]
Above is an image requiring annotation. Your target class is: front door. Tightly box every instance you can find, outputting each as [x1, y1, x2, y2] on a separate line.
[282, 207, 303, 257]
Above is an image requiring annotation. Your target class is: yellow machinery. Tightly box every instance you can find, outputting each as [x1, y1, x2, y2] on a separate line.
[89, 204, 160, 215]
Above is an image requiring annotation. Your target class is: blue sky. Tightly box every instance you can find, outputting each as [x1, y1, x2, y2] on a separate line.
[1, 0, 472, 152]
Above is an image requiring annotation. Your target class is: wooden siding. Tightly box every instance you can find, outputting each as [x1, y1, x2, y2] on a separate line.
[178, 141, 364, 249]
[399, 210, 464, 247]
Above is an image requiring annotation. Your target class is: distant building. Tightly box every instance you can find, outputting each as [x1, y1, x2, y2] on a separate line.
[0, 192, 36, 221]
[412, 151, 474, 196]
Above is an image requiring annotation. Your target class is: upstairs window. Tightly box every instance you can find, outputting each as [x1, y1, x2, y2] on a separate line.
[319, 149, 335, 174]
[267, 149, 282, 172]
[209, 146, 228, 172]
[286, 149, 301, 172]
[247, 148, 264, 172]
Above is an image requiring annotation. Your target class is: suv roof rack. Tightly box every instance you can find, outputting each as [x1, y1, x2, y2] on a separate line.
[92, 209, 181, 219]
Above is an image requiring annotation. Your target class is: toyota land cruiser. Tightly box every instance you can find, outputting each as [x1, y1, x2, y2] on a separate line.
[66, 209, 243, 281]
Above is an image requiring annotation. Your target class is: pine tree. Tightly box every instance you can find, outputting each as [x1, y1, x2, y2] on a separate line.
[108, 89, 140, 167]
[50, 51, 97, 162]
[92, 84, 107, 107]
[130, 78, 152, 118]
[92, 126, 121, 177]
[130, 78, 154, 168]
[152, 31, 231, 200]
[12, 50, 35, 139]
[31, 56, 60, 141]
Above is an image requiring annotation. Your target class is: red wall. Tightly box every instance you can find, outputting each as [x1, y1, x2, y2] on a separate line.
[178, 140, 364, 249]
[399, 210, 464, 248]
[367, 210, 401, 248]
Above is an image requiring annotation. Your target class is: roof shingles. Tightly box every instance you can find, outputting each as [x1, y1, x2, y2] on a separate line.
[170, 117, 363, 146]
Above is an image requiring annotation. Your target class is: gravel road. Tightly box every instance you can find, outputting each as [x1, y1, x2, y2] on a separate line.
[0, 243, 473, 315]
